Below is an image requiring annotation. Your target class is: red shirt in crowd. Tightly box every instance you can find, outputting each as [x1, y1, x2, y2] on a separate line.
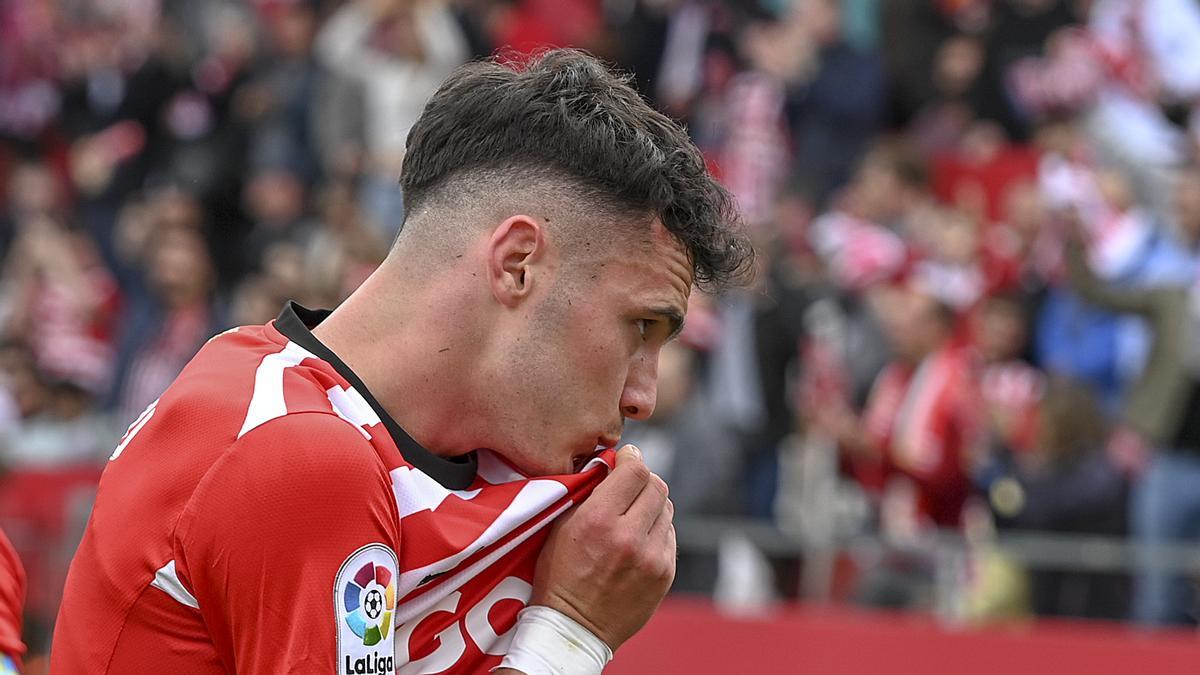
[860, 347, 983, 526]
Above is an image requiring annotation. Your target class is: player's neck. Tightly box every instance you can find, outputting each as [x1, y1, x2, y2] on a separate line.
[311, 270, 487, 460]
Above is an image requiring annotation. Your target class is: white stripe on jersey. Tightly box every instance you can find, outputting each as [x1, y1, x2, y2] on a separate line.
[394, 500, 574, 626]
[326, 385, 380, 439]
[475, 450, 525, 485]
[150, 560, 199, 609]
[391, 466, 483, 519]
[393, 478, 568, 601]
[238, 341, 317, 439]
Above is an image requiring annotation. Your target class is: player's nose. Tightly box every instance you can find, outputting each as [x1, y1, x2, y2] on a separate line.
[619, 354, 658, 421]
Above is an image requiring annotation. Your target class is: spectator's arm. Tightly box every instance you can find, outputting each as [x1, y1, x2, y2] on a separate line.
[414, 2, 469, 81]
[315, 3, 382, 78]
[1064, 238, 1158, 316]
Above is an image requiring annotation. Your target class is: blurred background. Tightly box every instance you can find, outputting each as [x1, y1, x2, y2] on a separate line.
[4, 0, 1200, 671]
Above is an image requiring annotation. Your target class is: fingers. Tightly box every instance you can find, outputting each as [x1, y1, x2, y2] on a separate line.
[624, 470, 668, 525]
[647, 498, 676, 584]
[647, 493, 674, 536]
[586, 445, 652, 514]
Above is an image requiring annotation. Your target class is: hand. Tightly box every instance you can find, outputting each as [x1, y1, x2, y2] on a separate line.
[529, 444, 675, 651]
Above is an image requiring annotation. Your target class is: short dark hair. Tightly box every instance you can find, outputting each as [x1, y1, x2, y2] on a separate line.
[400, 48, 754, 292]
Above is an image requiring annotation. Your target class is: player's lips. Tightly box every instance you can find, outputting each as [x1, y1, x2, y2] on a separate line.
[570, 435, 620, 472]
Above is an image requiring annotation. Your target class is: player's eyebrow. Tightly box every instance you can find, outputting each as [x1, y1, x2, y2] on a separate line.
[648, 306, 686, 342]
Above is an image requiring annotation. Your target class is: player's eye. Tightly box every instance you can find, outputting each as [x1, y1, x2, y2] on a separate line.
[635, 319, 656, 339]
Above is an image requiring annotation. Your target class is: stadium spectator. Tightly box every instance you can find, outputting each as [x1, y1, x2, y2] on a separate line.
[973, 293, 1045, 462]
[316, 0, 468, 237]
[112, 224, 222, 424]
[815, 286, 982, 530]
[783, 0, 886, 205]
[1064, 210, 1200, 625]
[984, 376, 1128, 619]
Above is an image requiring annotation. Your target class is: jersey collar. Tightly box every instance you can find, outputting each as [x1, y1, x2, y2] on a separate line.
[274, 301, 479, 490]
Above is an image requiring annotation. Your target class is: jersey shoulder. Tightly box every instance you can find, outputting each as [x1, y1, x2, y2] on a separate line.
[156, 324, 368, 442]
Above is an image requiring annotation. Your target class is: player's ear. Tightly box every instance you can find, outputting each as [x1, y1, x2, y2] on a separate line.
[486, 215, 545, 308]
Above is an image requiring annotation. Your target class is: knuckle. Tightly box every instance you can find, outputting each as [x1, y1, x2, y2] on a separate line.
[650, 473, 668, 497]
[581, 509, 607, 531]
[610, 531, 637, 559]
[636, 551, 661, 576]
[626, 460, 651, 484]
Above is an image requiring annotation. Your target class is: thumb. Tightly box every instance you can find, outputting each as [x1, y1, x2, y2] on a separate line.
[617, 444, 642, 465]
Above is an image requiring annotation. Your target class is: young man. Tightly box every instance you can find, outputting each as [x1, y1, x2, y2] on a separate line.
[50, 49, 752, 674]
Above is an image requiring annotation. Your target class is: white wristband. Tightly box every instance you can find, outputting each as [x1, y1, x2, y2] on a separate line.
[494, 605, 614, 675]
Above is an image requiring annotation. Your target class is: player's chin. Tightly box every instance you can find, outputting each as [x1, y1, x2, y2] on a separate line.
[507, 441, 601, 477]
[501, 450, 574, 478]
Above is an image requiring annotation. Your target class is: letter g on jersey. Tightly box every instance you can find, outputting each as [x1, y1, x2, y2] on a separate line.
[336, 544, 399, 674]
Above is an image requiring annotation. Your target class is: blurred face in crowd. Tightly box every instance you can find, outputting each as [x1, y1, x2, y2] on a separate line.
[796, 0, 841, 46]
[1033, 119, 1082, 157]
[8, 163, 61, 218]
[231, 275, 283, 327]
[206, 5, 256, 66]
[647, 342, 695, 423]
[153, 188, 205, 231]
[485, 218, 693, 476]
[933, 35, 984, 97]
[0, 347, 49, 419]
[975, 297, 1027, 363]
[1003, 181, 1047, 243]
[854, 159, 905, 222]
[149, 227, 214, 308]
[262, 241, 306, 294]
[246, 170, 306, 227]
[936, 209, 981, 265]
[1171, 168, 1200, 247]
[1037, 377, 1105, 463]
[268, 4, 316, 59]
[1096, 169, 1134, 213]
[884, 288, 954, 364]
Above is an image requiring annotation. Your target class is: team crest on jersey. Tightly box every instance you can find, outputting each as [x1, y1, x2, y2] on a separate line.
[336, 544, 398, 674]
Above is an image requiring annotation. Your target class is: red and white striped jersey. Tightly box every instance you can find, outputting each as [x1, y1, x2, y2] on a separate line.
[51, 302, 615, 674]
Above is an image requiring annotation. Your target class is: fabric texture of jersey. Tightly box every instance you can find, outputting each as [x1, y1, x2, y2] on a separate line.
[51, 302, 615, 674]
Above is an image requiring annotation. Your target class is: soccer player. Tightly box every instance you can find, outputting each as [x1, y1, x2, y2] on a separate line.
[51, 49, 752, 674]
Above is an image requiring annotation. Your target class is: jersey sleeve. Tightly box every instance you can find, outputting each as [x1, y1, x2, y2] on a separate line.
[176, 412, 401, 675]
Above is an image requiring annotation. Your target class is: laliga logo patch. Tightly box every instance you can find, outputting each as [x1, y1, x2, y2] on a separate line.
[343, 561, 396, 645]
[336, 544, 398, 674]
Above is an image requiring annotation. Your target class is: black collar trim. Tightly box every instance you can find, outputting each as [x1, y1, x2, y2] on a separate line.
[274, 301, 478, 490]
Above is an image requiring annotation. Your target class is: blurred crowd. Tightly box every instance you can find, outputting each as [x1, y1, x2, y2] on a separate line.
[4, 0, 1200, 663]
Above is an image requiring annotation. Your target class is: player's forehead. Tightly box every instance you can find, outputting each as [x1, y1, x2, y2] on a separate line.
[602, 220, 692, 307]
[649, 220, 693, 294]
